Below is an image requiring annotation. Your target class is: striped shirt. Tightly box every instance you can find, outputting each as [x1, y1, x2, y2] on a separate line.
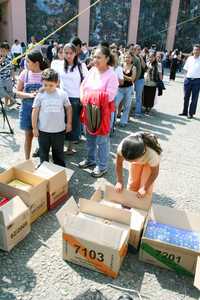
[19, 70, 42, 85]
[0, 55, 13, 80]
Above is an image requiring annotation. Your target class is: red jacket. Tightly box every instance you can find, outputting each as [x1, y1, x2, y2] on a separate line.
[80, 91, 115, 136]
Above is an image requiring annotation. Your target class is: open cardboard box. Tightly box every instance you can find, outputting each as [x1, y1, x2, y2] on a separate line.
[139, 204, 200, 290]
[56, 196, 131, 278]
[15, 160, 69, 210]
[90, 185, 151, 249]
[0, 168, 47, 223]
[0, 190, 30, 251]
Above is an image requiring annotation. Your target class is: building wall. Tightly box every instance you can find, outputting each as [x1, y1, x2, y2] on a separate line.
[0, 0, 26, 44]
[175, 0, 200, 51]
[0, 1, 11, 43]
[137, 0, 171, 49]
[89, 0, 131, 46]
[1, 0, 199, 51]
[26, 0, 78, 43]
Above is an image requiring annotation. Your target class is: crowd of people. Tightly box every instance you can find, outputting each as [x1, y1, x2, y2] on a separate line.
[0, 36, 200, 198]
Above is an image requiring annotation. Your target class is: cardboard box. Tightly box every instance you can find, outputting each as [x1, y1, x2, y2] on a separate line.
[0, 168, 47, 223]
[139, 204, 200, 289]
[0, 192, 31, 251]
[16, 160, 69, 210]
[56, 197, 131, 278]
[90, 185, 151, 249]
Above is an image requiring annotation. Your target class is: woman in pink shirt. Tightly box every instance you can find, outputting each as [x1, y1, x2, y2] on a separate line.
[79, 46, 118, 177]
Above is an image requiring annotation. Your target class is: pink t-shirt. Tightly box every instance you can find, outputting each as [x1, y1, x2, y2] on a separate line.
[81, 66, 119, 101]
[19, 70, 42, 85]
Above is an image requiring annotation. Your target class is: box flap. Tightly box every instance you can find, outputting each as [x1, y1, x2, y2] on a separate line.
[104, 185, 151, 211]
[194, 256, 200, 290]
[149, 204, 200, 231]
[90, 189, 102, 202]
[63, 211, 129, 249]
[56, 197, 78, 229]
[0, 196, 29, 226]
[79, 198, 131, 225]
[15, 160, 35, 173]
[131, 208, 147, 231]
[35, 162, 66, 179]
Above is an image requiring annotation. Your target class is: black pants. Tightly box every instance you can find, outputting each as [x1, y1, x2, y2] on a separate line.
[38, 131, 65, 167]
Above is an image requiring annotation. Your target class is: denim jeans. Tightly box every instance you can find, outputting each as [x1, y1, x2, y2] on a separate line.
[86, 131, 110, 171]
[135, 79, 145, 115]
[115, 86, 133, 125]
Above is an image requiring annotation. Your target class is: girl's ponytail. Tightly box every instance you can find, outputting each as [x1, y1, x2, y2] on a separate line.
[141, 132, 162, 155]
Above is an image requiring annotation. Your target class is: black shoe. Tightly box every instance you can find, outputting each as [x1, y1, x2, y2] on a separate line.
[32, 148, 40, 158]
[179, 113, 187, 116]
[78, 160, 96, 169]
[188, 115, 193, 119]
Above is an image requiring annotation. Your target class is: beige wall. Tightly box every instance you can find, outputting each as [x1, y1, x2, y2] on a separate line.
[166, 0, 180, 50]
[0, 1, 11, 42]
[78, 0, 90, 44]
[0, 0, 26, 44]
[128, 0, 141, 45]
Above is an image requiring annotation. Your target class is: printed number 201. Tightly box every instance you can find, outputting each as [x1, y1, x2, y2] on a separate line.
[155, 250, 181, 264]
[74, 245, 104, 262]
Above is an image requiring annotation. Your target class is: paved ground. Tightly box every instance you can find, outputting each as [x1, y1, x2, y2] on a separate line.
[0, 73, 200, 300]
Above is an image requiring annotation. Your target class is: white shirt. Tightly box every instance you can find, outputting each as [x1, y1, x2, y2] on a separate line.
[11, 44, 22, 55]
[51, 59, 64, 74]
[54, 61, 88, 98]
[114, 65, 124, 80]
[183, 56, 200, 78]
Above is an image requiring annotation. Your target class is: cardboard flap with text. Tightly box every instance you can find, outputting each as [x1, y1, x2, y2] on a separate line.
[104, 185, 151, 211]
[56, 197, 78, 229]
[194, 256, 200, 290]
[79, 198, 131, 226]
[0, 196, 29, 227]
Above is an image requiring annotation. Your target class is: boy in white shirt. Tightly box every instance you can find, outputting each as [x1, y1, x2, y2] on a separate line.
[32, 68, 72, 167]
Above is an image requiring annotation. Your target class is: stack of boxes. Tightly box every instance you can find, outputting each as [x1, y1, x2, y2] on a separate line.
[0, 160, 70, 251]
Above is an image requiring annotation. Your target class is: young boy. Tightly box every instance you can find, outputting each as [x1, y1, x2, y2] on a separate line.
[0, 42, 15, 106]
[32, 68, 72, 167]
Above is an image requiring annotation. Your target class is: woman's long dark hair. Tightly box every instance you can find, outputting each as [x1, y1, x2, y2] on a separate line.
[121, 132, 162, 161]
[141, 132, 162, 155]
[64, 43, 79, 72]
[27, 50, 48, 71]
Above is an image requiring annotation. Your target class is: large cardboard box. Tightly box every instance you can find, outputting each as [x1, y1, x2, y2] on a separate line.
[139, 204, 200, 289]
[0, 192, 31, 251]
[16, 160, 69, 210]
[90, 185, 151, 249]
[0, 168, 47, 223]
[56, 197, 131, 278]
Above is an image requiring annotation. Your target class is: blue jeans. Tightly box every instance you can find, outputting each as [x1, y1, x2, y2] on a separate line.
[86, 132, 110, 171]
[115, 86, 133, 125]
[135, 79, 145, 115]
[183, 78, 200, 116]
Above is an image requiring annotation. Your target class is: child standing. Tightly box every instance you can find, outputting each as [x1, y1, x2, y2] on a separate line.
[32, 68, 72, 167]
[115, 132, 162, 199]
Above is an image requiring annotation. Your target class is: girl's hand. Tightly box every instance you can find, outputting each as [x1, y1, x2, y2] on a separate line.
[33, 128, 39, 138]
[137, 187, 147, 199]
[115, 182, 124, 193]
[29, 92, 37, 98]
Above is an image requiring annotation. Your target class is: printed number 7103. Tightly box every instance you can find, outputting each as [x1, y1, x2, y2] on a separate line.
[74, 245, 104, 262]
